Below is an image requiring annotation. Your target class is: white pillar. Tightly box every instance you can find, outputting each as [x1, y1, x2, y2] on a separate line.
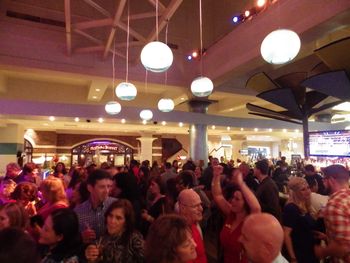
[137, 135, 156, 163]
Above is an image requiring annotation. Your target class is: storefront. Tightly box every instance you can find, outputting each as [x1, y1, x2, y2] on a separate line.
[71, 140, 134, 167]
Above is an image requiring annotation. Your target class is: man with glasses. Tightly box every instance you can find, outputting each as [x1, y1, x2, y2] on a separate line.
[178, 189, 207, 263]
[314, 164, 350, 262]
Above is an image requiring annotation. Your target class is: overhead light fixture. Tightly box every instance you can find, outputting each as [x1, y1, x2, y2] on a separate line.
[191, 0, 214, 97]
[140, 1, 173, 72]
[158, 98, 175, 112]
[121, 119, 126, 124]
[74, 117, 80, 122]
[115, 82, 137, 101]
[140, 109, 153, 121]
[98, 118, 104, 123]
[116, 3, 137, 100]
[191, 76, 214, 97]
[332, 102, 350, 111]
[179, 122, 184, 127]
[261, 29, 301, 64]
[141, 42, 173, 73]
[105, 101, 121, 115]
[49, 116, 55, 121]
[161, 121, 166, 126]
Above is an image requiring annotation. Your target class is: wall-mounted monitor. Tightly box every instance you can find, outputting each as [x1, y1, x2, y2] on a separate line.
[309, 130, 350, 157]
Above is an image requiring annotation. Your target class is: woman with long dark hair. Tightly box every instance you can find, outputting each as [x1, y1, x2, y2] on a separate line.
[39, 208, 83, 263]
[85, 199, 144, 263]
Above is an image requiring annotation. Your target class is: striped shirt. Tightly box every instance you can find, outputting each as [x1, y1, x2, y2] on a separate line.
[323, 188, 350, 263]
[74, 197, 117, 239]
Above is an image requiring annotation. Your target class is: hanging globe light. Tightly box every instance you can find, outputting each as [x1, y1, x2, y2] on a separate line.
[140, 109, 153, 121]
[158, 98, 175, 112]
[140, 41, 173, 73]
[105, 101, 121, 115]
[260, 29, 301, 65]
[191, 76, 214, 97]
[115, 82, 137, 101]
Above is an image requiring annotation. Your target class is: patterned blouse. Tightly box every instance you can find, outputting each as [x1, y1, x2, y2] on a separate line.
[98, 231, 144, 263]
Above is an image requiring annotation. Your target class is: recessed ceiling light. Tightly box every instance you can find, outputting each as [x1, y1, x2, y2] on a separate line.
[180, 97, 185, 101]
[254, 128, 259, 132]
[179, 122, 183, 127]
[121, 119, 126, 124]
[142, 120, 147, 125]
[95, 88, 101, 92]
[240, 128, 244, 131]
[161, 121, 166, 126]
[227, 127, 230, 131]
[92, 96, 97, 99]
[49, 116, 55, 121]
[211, 125, 216, 129]
[98, 118, 104, 123]
[74, 117, 80, 122]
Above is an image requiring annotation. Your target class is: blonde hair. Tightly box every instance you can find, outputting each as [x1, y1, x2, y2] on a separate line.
[287, 177, 311, 214]
[40, 177, 67, 204]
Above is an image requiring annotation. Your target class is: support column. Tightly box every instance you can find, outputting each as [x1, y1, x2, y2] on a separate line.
[137, 134, 156, 163]
[188, 99, 212, 167]
[0, 124, 24, 175]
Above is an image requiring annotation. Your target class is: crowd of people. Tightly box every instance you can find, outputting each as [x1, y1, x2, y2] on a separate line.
[0, 156, 349, 263]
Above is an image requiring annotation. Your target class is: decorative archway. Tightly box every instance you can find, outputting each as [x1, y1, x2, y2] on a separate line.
[71, 139, 134, 167]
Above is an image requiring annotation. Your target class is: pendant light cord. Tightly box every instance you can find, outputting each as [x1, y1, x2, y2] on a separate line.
[199, 0, 203, 75]
[156, 0, 159, 41]
[126, 0, 130, 82]
[112, 35, 116, 100]
[164, 21, 169, 86]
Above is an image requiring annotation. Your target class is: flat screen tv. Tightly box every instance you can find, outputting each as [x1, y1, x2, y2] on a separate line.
[308, 130, 350, 157]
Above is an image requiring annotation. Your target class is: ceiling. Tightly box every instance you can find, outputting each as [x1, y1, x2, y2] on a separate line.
[0, 0, 350, 141]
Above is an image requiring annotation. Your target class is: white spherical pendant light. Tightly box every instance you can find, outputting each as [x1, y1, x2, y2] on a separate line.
[140, 41, 173, 73]
[115, 82, 137, 101]
[105, 101, 121, 115]
[191, 76, 214, 97]
[140, 109, 153, 121]
[260, 29, 301, 65]
[158, 98, 175, 112]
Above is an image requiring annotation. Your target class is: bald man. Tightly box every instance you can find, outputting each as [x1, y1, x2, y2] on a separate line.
[239, 213, 288, 263]
[178, 189, 207, 263]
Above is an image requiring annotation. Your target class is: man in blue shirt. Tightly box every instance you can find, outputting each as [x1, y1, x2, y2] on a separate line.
[74, 169, 116, 243]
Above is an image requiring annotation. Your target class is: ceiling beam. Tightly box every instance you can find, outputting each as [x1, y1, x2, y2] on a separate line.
[117, 22, 147, 42]
[147, 0, 166, 12]
[74, 29, 125, 58]
[103, 0, 127, 59]
[146, 0, 183, 42]
[122, 11, 160, 21]
[82, 0, 111, 17]
[73, 18, 113, 30]
[64, 0, 72, 56]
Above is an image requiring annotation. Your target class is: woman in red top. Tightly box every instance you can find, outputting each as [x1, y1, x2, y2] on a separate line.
[211, 165, 261, 263]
